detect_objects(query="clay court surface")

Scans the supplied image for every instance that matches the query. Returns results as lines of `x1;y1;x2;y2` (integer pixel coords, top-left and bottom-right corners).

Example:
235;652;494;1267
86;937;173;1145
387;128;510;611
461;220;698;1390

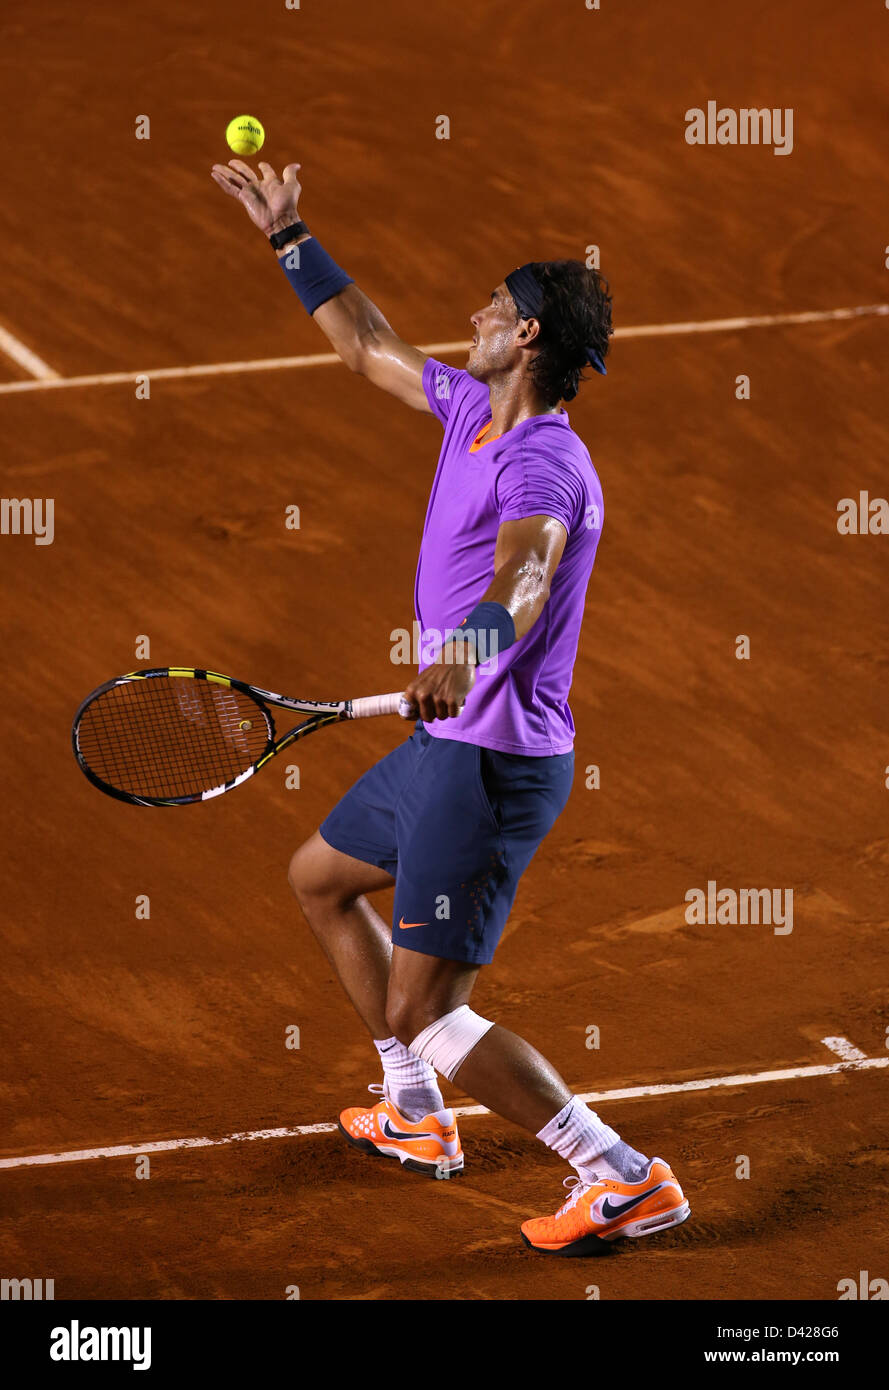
1;1;888;1301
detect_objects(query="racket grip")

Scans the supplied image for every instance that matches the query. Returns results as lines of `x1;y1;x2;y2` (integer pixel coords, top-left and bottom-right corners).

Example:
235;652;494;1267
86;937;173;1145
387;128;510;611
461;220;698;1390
349;692;416;721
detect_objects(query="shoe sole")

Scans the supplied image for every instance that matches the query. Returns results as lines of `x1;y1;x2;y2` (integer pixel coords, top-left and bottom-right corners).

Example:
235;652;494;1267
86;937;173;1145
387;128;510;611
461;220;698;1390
337;1118;464;1180
521;1200;691;1257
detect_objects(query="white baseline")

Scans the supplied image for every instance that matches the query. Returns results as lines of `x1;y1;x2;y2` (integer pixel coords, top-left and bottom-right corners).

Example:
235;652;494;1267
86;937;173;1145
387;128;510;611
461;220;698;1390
0;303;885;397
0;1049;884;1173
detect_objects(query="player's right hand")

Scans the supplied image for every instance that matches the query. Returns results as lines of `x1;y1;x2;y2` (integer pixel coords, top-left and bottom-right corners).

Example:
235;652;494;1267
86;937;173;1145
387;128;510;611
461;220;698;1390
210;160;303;239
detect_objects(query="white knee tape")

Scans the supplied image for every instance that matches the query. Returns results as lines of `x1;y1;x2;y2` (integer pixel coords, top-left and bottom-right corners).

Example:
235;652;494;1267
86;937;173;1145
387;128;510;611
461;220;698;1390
409;1004;495;1082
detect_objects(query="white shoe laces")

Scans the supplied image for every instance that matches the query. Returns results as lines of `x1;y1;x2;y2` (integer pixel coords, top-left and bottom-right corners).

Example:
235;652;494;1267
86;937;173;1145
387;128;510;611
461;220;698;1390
558;1173;595;1215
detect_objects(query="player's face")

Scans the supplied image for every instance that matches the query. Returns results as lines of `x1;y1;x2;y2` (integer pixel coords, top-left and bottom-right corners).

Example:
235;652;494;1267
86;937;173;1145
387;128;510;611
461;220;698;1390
467;284;524;379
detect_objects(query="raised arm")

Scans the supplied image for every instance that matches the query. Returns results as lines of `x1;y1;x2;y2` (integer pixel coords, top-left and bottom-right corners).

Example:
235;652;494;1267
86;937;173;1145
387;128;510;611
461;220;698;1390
210;159;431;412
303;282;431;411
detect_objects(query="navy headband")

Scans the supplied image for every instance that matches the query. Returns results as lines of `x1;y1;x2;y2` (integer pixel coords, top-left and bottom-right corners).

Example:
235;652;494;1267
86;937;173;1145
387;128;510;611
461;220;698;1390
504;263;607;376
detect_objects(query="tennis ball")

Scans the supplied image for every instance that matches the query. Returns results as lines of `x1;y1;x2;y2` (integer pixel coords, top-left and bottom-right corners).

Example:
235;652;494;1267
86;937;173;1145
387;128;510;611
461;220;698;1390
226;115;265;157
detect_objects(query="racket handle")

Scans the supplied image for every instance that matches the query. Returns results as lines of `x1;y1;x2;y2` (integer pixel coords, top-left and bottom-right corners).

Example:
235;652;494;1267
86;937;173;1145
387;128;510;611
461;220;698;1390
349;692;417;721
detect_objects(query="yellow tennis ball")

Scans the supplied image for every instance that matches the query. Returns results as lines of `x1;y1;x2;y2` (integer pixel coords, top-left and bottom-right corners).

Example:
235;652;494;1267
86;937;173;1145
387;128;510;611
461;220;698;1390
226;115;265;157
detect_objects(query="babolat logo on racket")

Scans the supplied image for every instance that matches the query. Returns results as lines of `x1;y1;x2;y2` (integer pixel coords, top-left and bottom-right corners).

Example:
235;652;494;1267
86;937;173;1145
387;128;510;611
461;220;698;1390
71;667;411;807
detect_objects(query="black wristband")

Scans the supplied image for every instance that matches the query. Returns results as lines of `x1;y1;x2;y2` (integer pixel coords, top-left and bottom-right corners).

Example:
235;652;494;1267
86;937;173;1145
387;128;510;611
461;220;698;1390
269;220;310;251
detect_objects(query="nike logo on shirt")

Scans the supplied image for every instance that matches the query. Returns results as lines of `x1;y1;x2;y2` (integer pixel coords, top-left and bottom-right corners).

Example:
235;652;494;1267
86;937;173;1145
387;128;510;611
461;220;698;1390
398;917;429;929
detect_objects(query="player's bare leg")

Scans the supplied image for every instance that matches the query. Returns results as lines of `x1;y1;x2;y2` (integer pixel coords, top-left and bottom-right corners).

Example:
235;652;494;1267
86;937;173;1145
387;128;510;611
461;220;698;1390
288;835;447;1122
386;945;574;1132
287;832;394;1039
388;944;674;1177
385;944;689;1246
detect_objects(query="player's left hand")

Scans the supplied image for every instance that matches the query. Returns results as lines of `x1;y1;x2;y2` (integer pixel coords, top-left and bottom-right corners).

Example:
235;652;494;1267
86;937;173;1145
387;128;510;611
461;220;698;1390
210;159;304;239
402;641;477;721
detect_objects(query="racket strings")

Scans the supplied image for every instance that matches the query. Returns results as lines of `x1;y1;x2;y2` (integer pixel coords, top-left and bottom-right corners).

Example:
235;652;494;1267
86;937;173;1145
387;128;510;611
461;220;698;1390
77;677;273;799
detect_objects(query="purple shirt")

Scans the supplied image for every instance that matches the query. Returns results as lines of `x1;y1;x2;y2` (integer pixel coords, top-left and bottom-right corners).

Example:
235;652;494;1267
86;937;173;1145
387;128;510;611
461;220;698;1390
416;358;604;755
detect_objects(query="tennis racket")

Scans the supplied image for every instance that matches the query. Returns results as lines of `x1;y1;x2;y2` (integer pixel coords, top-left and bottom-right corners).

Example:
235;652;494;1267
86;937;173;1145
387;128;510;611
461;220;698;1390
72;666;414;807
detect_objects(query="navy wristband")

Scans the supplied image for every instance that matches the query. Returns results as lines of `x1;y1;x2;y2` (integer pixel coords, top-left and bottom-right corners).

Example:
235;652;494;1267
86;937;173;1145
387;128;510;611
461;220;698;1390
279;237;354;315
454;602;516;664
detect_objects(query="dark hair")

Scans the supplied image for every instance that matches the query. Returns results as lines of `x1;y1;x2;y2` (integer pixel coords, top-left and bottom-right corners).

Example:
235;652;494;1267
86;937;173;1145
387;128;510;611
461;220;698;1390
522;260;613;406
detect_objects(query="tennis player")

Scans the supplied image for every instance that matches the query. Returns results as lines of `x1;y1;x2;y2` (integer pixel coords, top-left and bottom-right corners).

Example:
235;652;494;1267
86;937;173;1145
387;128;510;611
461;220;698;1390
212;158;689;1254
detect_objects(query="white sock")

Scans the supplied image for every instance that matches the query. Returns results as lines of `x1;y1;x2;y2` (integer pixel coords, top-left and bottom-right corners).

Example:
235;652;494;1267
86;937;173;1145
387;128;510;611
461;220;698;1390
374;1037;445;1121
537;1098;650;1185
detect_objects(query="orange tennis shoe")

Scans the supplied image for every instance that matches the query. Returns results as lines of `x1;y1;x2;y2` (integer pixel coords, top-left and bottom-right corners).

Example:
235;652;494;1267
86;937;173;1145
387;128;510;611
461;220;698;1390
338;1084;464;1179
521;1159;690;1256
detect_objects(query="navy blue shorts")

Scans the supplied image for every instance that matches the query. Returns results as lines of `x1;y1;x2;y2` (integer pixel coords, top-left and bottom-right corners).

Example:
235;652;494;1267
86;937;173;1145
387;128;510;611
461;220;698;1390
319;722;574;965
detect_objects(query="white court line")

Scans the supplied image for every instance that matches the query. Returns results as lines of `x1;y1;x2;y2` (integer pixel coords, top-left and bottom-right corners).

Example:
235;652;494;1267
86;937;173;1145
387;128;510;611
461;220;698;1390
615;303;889;339
821;1035;868;1063
0;323;60;380
1;1053;885;1173
0;303;885;398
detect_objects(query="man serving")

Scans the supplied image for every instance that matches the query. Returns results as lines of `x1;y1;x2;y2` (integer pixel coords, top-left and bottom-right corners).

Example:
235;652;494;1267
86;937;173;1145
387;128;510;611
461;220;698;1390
211;156;689;1254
